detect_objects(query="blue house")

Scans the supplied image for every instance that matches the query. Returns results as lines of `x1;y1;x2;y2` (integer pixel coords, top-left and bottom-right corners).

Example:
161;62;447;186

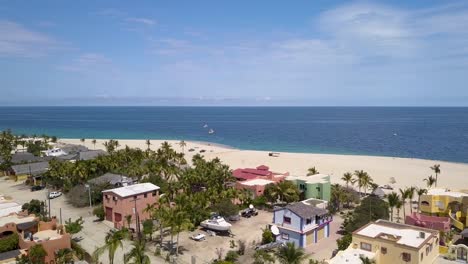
273;200;332;248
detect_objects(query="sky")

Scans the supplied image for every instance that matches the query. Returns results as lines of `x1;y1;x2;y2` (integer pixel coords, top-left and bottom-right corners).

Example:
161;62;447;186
1;0;468;106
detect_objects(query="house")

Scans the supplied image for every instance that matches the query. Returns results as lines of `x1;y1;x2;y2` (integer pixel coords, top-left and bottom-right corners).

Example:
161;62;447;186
286;174;331;201
10;161;49;182
329;220;439;264
0;214;71;264
76;149;107;161
419;188;468;230
232;165;288;182
102;183;160;229
405;212;451;232
88;172;135;187
273;198;332;248
446;229;468;262
236;179;275;198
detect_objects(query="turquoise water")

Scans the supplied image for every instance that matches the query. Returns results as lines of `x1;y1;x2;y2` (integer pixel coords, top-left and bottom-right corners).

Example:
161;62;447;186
1;107;468;163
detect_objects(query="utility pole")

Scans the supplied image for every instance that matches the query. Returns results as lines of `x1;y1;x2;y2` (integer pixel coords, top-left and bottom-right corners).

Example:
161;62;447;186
132;196;141;238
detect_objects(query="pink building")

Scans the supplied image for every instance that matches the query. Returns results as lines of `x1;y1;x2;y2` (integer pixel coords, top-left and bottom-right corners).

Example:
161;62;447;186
405;212;451;232
232;165;288;182
237;179;275;198
102;183;160;229
232;165;288;197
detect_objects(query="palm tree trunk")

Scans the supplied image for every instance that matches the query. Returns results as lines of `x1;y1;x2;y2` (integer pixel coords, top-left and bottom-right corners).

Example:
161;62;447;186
176;230;180;255
435;173;438;187
390;208;393;222
402;200;406;220
418;196;421;213
409;198;413;214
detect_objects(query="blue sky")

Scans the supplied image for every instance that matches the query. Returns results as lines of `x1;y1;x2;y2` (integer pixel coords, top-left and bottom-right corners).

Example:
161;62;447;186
1;0;468;106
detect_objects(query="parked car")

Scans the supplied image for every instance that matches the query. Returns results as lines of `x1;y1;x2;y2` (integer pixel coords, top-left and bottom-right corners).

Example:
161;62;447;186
48;191;62;199
31;185;45;192
188;148;195;152
241;207;258;218
190;233;206;241
199;149;206;153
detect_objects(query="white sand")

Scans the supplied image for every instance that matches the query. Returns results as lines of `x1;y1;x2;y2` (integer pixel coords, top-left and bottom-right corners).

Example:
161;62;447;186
60;138;468;190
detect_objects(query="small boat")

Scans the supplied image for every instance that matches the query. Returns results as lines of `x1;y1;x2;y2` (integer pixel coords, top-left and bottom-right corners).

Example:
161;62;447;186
200;216;231;231
208;129;215;134
203;124;208;128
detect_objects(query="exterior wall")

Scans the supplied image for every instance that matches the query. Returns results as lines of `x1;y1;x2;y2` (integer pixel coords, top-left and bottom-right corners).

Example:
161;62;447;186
273;209;302;231
405;212;450;232
19;232;71;264
351;233;439;264
103;190;159;229
291;177;331;202
276;228;303;248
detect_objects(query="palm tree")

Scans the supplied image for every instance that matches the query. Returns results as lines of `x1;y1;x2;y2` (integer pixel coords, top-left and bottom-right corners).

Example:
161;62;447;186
361;174;373;196
124;238;151;264
430;164;441;187
178;140;187;154
354;170;369;196
265;181;299;204
395;199;403;223
92;139;97;149
416;188;427;213
145;139;151;150
341;172;355;189
307;167;319;176
407;186;416;214
275;242;308;264
424;175;437;188
399;188;410;220
172;210;193;255
94;229;129;264
55;248;74;264
386;192;400;222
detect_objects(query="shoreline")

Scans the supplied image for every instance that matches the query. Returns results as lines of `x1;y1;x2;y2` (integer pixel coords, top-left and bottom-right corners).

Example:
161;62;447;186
59;138;468;190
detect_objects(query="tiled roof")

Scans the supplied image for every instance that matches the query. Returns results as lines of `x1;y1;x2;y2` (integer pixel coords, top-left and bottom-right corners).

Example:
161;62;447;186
283;202;328;219
11;161;49;175
89;173;133;186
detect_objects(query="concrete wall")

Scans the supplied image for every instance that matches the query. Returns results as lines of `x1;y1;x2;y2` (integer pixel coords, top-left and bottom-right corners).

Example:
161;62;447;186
276;228;303;248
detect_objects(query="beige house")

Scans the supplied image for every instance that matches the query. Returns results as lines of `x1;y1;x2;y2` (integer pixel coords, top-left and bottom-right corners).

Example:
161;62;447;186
329;220;439;264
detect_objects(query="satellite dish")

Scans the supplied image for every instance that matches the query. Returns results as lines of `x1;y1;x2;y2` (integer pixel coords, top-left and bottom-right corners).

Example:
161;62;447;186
249;204;254;209
270;225;280;236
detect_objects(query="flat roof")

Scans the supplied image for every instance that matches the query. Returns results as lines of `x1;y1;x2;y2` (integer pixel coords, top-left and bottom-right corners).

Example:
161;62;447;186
0;202;22;218
427;188;468;198
286;174;329;184
33;229;63;241
355;220;436;248
240;179;275;186
329;248;375;264
0;215;35;227
103;183;160;198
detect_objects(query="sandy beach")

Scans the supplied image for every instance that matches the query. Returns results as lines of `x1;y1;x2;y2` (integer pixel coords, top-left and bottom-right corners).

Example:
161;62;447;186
60;138;468;190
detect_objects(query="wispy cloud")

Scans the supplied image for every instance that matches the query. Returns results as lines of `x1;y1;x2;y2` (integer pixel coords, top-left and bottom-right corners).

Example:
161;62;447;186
0;20;56;57
126;17;156;26
58;53;112;73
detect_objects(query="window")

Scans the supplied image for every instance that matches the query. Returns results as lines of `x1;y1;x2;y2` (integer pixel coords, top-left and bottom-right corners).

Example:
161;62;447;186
134;195;138;200
152;191;157;197
421;252;423;261
283;217;291;224
144;193;147;198
426;246;429;256
360;242;372;251
306;218;312;225
281;233;289;240
381;247;387;254
402;253;411;262
105;195;109;199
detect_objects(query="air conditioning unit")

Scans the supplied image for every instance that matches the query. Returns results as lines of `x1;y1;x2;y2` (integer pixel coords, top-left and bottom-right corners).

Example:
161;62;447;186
419;232;425;238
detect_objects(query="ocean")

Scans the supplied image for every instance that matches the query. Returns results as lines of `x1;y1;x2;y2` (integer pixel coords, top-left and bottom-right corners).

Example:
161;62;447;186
0;107;467;163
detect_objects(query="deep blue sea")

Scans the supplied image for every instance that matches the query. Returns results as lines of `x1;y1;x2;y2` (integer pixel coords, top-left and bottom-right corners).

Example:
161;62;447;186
1;107;468;163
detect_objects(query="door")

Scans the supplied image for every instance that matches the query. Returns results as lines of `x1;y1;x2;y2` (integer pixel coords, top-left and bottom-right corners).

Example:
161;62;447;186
317;227;325;241
306;232;314;245
105;207;113;221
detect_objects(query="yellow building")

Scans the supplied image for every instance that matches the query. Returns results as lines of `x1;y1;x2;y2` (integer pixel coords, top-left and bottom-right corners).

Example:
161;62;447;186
419;188;468;230
329;220;439;264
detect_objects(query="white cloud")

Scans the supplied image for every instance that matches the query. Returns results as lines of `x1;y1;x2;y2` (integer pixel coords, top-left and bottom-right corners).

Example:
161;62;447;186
0;20;56;57
58;53;112;73
126;17;156;26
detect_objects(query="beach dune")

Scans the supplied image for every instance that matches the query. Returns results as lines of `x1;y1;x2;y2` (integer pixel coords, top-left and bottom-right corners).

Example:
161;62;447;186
60;138;468;190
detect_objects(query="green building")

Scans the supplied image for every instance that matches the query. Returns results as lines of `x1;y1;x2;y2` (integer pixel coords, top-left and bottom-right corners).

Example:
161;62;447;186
287;174;331;201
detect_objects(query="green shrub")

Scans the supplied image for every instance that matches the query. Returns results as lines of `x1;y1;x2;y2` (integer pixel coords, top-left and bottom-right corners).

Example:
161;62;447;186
262;228;274;245
93;206;105;221
224;250;239;262
0;233;19;253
